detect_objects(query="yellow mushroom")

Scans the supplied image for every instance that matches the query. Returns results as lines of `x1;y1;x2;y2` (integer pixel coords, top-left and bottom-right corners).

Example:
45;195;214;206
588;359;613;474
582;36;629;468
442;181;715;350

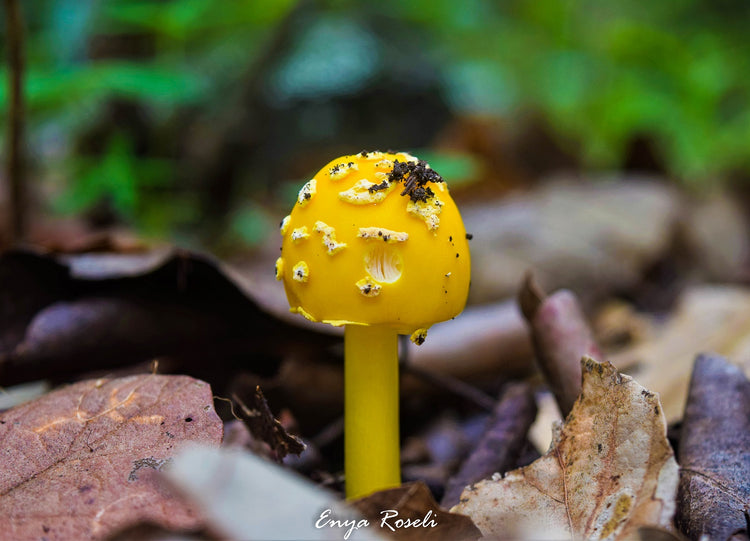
279;151;470;498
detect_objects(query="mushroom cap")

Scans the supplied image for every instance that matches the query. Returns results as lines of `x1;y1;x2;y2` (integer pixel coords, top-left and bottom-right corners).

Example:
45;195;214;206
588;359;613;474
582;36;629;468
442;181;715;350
278;151;470;336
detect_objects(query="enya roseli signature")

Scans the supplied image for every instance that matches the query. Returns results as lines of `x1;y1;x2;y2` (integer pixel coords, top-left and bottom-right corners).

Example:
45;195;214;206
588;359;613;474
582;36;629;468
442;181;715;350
316;507;438;539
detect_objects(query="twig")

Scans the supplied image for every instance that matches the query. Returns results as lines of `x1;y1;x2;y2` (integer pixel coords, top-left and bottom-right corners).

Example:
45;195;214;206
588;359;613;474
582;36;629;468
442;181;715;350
518;273;602;417
402;363;497;413
399;334;496;412
4;0;26;247
518;271;545;321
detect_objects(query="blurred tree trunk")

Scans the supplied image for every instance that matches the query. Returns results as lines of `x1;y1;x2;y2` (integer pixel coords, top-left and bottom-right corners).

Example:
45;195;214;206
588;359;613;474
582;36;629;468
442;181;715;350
3;0;26;248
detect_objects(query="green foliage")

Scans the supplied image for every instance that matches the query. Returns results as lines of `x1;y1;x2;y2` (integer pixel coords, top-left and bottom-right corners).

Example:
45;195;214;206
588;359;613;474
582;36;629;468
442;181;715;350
2;0;296;238
3;0;748;245
0;64;205;113
227;203;276;248
383;0;750;182
54;132;186;225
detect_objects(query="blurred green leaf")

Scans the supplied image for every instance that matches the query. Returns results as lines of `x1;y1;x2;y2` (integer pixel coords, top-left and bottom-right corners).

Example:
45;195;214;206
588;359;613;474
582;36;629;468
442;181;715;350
410;149;480;187
228;203;275;247
7;63;207;111
55;133;173;223
103;0;296;40
418;0;750;182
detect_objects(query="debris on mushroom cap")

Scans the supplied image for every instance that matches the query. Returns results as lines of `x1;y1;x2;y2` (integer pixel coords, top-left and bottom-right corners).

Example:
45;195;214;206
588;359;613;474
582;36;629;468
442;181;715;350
366;173;392;195
357;227;409;243
329;161;358;181
389;159;444;203
356;277;382;297
314;221;347;255
280;215;291;235
291;226;310;242
410;328;428;345
298;179;316;206
274;257;284;281
339;179;396;205
292;261;309;282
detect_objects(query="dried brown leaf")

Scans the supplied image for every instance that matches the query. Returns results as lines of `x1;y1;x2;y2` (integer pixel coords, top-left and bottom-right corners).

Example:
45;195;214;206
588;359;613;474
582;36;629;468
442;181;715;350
453;357;678;540
0;251;69;354
676;353;750;541
610;285;750;422
442;382;537;508
232;386;305;462
0;248;333;386
520;280;603;417
0;374;223;540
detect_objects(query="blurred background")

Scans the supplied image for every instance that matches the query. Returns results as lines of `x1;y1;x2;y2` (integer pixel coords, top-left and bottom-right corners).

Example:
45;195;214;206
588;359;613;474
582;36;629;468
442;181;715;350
1;0;750;504
2;0;749;255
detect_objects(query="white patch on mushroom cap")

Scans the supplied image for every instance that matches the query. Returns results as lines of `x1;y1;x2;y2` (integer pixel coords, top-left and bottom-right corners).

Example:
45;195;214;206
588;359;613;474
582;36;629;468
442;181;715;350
292;261;309;282
398;152;419;163
357;227;409;243
274;257;284;281
407;196;444;231
338;179;395;205
374;159;394;170
329;161;359;181
356;277;382;297
291;226;310;242
313;221;347;255
297;179;316;206
280;215;291;235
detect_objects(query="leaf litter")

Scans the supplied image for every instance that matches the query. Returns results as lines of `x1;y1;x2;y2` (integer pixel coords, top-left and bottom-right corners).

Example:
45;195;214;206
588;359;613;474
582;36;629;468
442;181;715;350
453;357;678;540
676;353;750;540
0;195;747;539
0;374;223;540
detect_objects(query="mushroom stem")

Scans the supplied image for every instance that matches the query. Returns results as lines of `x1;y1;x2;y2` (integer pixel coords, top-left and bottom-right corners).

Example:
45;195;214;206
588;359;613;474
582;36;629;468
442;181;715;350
344;324;400;498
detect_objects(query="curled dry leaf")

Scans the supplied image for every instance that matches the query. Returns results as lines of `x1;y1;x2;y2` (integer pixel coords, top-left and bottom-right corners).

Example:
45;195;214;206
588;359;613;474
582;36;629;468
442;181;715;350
0;248;334;386
676;353;750;541
519;275;603;417
442;382;537;508
0;374;223;540
231;386;305;462
610;285;750;422
453;357;678;540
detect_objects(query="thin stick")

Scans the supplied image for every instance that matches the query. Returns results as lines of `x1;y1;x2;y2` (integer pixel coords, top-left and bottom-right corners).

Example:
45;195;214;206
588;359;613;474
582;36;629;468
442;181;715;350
399;334;496;412
4;0;26;247
401;362;496;412
441;382;537;507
